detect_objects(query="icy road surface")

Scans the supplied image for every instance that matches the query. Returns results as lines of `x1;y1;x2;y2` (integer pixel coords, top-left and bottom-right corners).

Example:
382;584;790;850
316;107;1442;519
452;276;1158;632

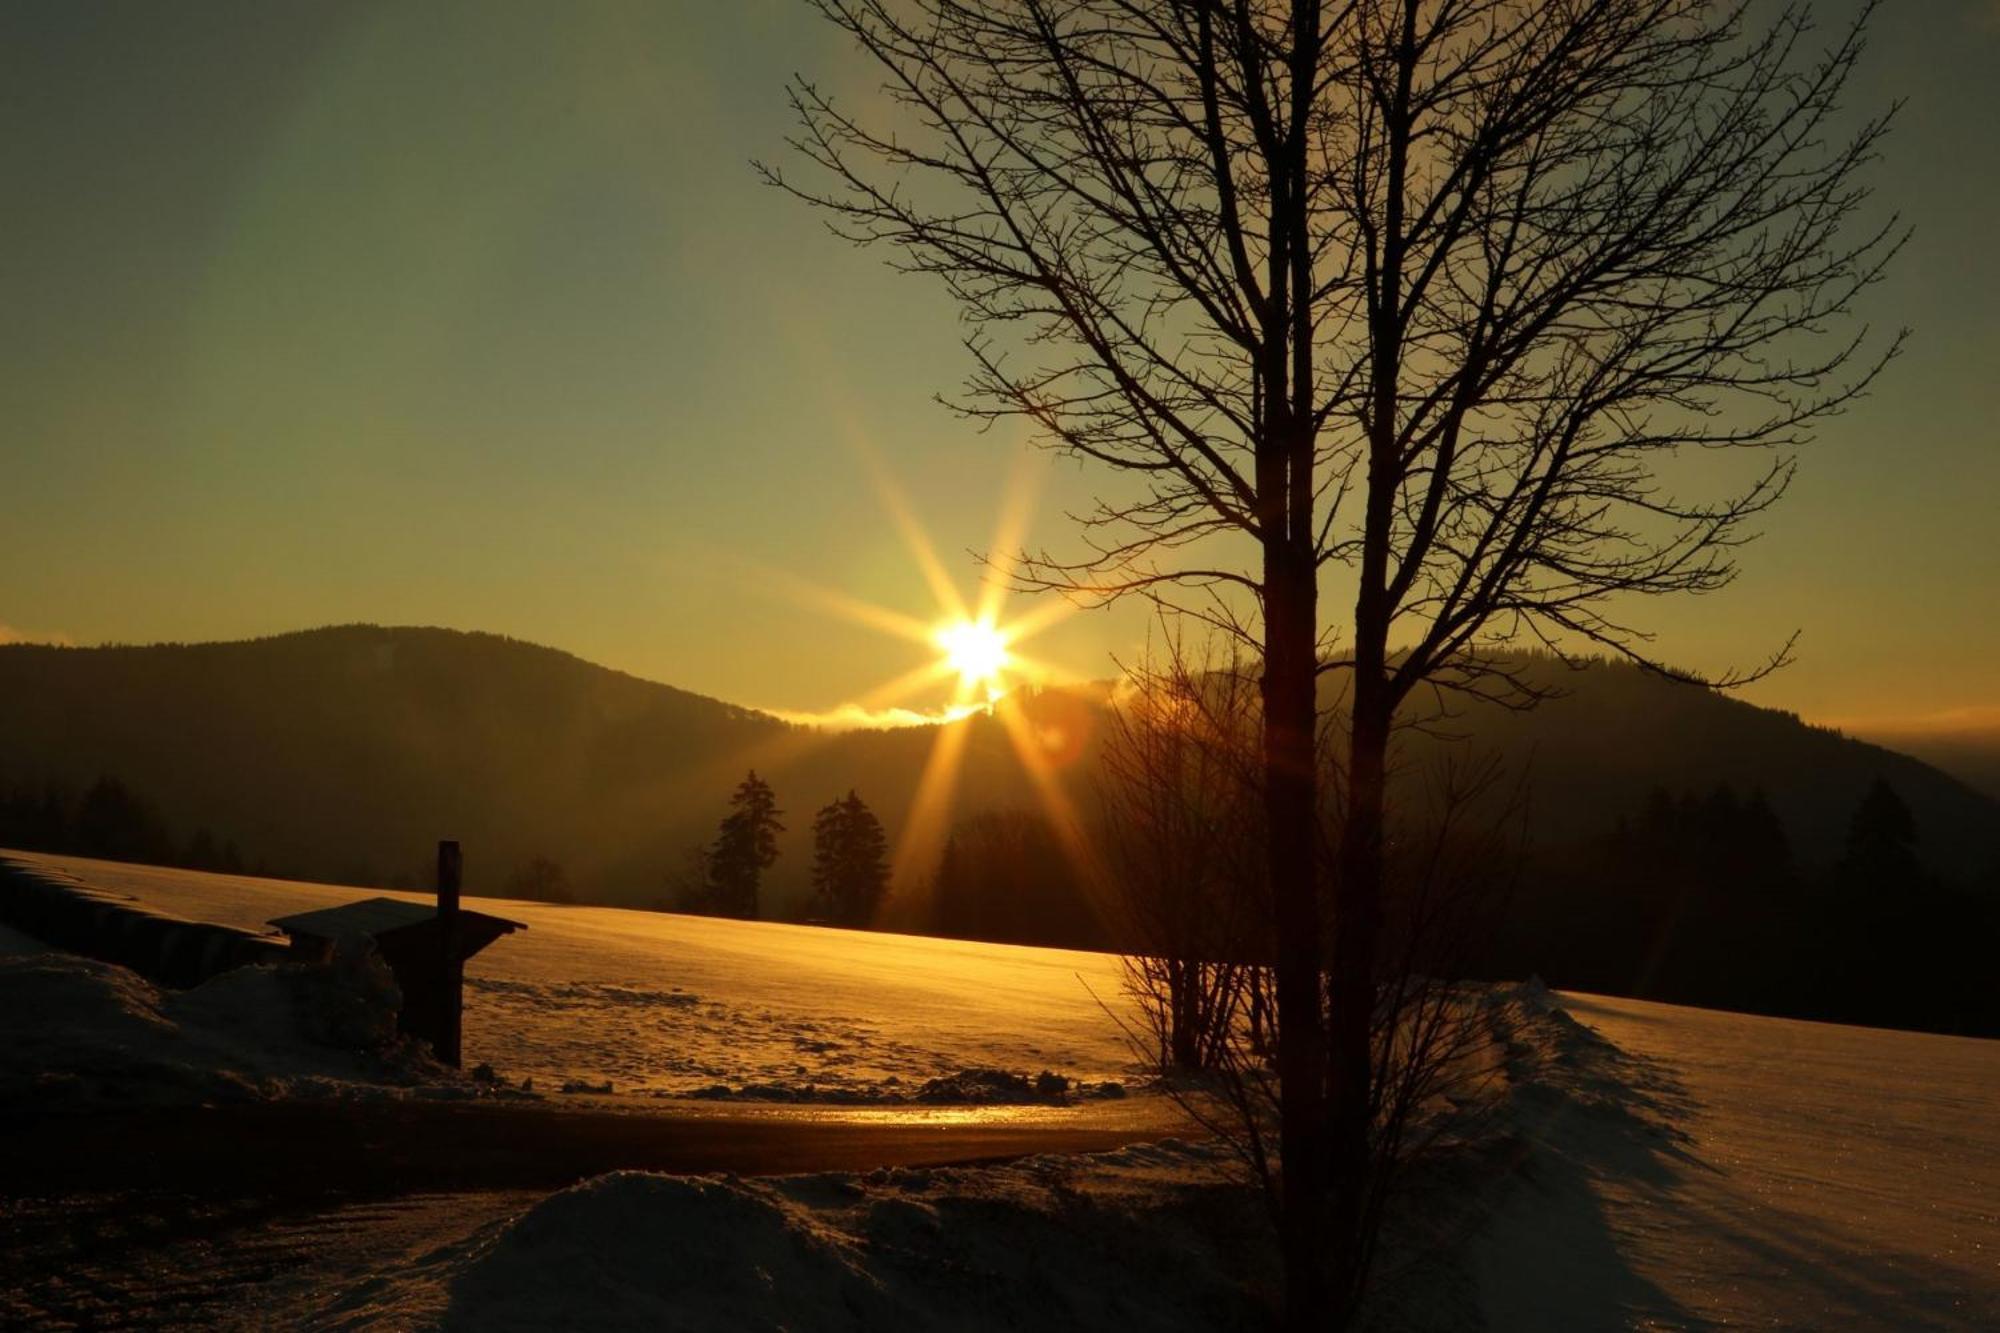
2;851;1150;1105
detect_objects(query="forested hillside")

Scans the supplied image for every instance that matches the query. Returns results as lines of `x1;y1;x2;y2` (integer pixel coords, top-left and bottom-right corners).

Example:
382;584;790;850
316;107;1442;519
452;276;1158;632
2;626;1992;913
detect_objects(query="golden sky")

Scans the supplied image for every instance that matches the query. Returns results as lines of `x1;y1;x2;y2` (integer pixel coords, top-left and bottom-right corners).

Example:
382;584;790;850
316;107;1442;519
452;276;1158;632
1;1;1995;733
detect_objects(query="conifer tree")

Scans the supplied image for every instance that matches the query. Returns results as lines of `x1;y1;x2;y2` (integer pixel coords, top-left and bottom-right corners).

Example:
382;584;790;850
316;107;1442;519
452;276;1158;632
809;790;889;927
708;771;784;919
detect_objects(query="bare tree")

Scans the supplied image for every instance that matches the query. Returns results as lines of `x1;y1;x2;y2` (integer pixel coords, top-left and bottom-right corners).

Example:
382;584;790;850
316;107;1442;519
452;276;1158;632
1099;631;1267;1071
766;1;1900;1322
1102;628;1518;1309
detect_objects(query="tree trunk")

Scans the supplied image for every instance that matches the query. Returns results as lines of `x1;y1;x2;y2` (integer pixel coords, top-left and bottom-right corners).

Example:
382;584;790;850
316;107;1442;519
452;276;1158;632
1171;959;1199;1070
1263;533;1327;1327
1327;669;1390;1320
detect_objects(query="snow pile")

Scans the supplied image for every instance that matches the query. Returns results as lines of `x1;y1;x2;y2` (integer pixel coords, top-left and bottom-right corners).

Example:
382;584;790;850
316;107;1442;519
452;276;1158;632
1483;977;1693;1143
0;940;460;1109
449;1173;893;1331
443;1140;1273;1332
684;1066;1130;1106
911;1067;1120;1104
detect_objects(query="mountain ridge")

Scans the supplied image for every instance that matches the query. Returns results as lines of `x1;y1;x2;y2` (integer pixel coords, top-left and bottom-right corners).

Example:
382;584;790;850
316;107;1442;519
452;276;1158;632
2;624;1993;906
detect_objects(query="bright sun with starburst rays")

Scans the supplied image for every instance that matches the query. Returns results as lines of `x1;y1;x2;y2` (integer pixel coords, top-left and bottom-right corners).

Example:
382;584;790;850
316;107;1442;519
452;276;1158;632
935;617;1011;696
745;437;1103;901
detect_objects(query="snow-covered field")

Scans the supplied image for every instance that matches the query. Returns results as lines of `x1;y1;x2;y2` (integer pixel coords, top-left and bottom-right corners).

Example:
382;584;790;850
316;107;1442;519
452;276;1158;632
4;850;1996;1329
1473;991;2000;1328
0;851;1151;1108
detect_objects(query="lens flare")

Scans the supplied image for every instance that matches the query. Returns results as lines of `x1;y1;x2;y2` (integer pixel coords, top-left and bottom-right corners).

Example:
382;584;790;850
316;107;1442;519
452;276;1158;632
935;618;1010;693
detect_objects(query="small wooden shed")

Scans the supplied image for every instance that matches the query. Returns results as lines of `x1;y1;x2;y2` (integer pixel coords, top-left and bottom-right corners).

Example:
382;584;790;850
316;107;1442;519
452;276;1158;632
268;843;523;1066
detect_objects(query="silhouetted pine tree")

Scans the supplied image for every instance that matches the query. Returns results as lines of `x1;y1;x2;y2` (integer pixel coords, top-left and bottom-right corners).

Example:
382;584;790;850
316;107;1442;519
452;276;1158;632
506;855;576;904
184;827;221;871
808;790;889;927
1841;777;1920;882
4;781;77;852
706;771;784;919
73;776;174;864
932;809;1101;949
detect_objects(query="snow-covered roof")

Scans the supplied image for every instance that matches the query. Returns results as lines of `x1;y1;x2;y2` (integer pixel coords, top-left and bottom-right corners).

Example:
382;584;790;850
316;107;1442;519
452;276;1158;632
268;896;525;941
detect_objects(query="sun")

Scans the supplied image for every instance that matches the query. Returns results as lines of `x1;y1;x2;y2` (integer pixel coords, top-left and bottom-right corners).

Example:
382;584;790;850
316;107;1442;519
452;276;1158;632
749;437;1093;892
935;618;1010;694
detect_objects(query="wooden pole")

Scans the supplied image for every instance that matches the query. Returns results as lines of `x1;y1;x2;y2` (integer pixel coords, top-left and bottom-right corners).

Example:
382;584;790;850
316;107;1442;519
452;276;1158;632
436;839;463;1067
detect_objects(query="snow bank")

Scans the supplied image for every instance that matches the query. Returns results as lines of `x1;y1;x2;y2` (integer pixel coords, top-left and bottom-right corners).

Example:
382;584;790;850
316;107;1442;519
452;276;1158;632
1465;989;2000;1329
443;1140;1273;1332
1484;977;1694;1143
684;1066;1130;1107
0;941;463;1109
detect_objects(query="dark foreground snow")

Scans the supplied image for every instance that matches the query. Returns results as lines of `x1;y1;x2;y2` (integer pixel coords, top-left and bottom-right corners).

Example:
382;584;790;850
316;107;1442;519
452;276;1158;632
0;945;466;1109
441;1141;1270;1332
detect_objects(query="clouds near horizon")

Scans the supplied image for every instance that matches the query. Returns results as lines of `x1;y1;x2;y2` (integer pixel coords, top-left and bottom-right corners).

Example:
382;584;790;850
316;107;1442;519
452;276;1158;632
0;622;73;647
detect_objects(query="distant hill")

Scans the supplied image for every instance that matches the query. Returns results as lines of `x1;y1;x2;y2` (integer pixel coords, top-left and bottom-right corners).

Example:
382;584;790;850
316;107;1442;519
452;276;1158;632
0;626;1048;911
1380;656;2000;884
1842;729;2000;805
1;626;1992;913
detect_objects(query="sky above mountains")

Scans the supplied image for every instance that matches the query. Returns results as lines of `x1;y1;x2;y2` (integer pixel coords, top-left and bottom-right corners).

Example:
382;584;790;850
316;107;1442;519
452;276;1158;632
2;0;1996;733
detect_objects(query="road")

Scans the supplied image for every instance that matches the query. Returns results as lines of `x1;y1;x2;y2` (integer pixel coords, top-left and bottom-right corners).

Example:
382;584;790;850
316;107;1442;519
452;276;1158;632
0;1101;1185;1330
0;1099;1177;1198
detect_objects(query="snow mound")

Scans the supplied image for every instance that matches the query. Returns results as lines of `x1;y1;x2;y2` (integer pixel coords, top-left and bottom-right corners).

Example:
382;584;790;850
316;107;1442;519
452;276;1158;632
450;1172;893;1332
683;1066;1131;1106
446;1141;1272;1332
915;1066;1071;1103
0;942;461;1109
1482;977;1694;1145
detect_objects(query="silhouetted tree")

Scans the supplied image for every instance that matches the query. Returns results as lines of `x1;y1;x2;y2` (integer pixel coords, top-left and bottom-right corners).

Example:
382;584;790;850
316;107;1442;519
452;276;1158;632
1807;776;1925;1020
1842;777;1919;879
707;771;784;919
506;855;576;904
809;790;890;927
932;809;1101;949
774;3;1901;1322
662;844;715;914
184;827;222;872
73;776;174;864
1098;636;1266;1072
0;781;70;851
1586;783;1801;1008
0;775;267;876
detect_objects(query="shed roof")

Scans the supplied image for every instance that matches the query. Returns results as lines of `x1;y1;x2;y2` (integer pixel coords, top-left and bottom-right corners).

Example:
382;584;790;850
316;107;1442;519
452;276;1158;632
269;896;526;941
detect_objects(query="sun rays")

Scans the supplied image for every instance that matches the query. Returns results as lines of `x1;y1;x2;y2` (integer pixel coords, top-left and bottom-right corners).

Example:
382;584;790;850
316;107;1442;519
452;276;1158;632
744;438;1106;899
768;440;1074;718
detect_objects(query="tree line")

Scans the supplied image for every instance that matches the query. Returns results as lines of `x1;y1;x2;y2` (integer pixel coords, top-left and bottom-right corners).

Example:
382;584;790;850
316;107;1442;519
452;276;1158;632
920;760;2000;1040
0;775;257;876
1481;777;2000;1036
0;773;598;912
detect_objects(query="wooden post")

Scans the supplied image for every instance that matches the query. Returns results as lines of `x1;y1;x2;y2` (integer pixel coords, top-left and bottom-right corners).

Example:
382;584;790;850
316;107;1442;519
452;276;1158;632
436;839;463;1067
